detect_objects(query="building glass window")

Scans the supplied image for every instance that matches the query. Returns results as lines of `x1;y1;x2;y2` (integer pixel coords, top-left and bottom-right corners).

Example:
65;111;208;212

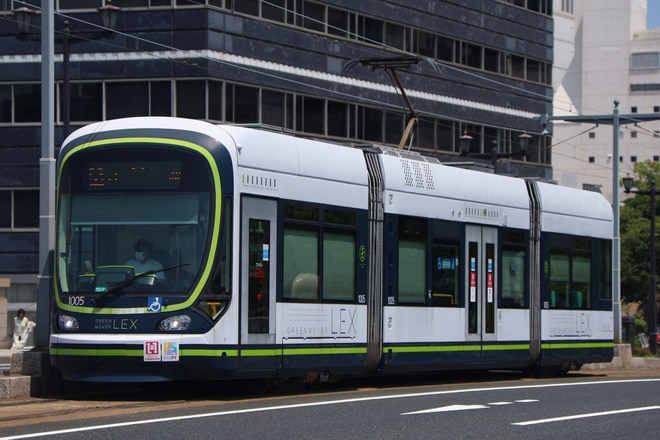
208;80;223;121
106;82;149;119
176;80;205;119
262;89;286;127
0;85;11;123
233;0;259;16
327;100;350;138
14;84;40;123
70;83;103;123
226;83;258;123
263;0;286;22
151;81;172;117
0;192;10;228
13;190;39;229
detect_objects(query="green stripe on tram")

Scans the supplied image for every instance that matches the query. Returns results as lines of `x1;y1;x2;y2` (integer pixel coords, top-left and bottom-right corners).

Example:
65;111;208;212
541;341;614;350
384;343;530;354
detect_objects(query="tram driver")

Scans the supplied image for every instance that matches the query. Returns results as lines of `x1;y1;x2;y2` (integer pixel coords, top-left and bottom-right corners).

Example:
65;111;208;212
125;238;166;283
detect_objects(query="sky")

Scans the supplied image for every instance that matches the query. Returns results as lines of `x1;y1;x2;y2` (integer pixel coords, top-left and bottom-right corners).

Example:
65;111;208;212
649;1;660;29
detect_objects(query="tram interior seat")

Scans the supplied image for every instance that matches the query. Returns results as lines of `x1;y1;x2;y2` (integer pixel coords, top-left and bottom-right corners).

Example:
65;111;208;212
291;273;319;300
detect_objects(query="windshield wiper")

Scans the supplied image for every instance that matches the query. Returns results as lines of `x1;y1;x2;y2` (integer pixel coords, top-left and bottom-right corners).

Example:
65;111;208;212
96;263;191;303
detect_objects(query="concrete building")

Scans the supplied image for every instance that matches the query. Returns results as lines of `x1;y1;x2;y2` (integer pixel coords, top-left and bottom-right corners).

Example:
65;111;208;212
552;0;660;201
0;1;553;343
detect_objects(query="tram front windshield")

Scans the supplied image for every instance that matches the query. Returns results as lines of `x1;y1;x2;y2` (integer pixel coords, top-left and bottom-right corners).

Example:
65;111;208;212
56;148;215;295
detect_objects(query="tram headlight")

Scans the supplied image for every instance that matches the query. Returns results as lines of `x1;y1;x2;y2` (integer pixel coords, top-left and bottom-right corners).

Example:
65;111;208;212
57;314;79;331
158;315;191;331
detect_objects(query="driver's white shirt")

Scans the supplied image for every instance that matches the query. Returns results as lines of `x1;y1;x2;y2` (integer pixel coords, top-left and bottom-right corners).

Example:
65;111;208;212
125;258;166;282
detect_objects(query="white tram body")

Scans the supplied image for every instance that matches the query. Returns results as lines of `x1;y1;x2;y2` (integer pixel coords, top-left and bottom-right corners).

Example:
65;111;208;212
50;117;614;382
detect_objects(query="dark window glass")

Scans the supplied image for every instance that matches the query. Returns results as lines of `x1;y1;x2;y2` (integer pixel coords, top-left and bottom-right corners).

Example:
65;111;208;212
385;23;405;50
437;36;454;62
526;59;541;82
106;82;149;119
327;101;348;138
600;240;612;300
484;48;499;73
263;0;286;22
431;239;460;306
417;119;435;150
385;112;402;145
511;55;525;79
362;107;383;143
303;1;325;32
462;42;481;68
0;85;11;122
151;81;172;116
60;0;102;8
436;120;454;152
234;0;258;15
0;192;10;228
14;190;39;228
69;83;102;122
328;8;349;37
248;219;270;333
208;80;222;121
227;84;258;123
262;89;285;127
361;17;383;44
501;230;527;308
110;0;150;7
176;80;205;119
14;84;40;123
299;96;324;135
416;31;435;58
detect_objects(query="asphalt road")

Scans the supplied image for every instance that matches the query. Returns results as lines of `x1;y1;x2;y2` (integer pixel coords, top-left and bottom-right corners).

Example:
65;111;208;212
1;370;659;440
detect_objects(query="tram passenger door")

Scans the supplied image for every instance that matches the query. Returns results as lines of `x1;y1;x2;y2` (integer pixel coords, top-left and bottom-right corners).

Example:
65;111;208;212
465;225;498;362
239;197;278;370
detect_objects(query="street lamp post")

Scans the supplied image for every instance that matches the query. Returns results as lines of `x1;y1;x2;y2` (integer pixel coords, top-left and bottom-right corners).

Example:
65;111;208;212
623;176;658;355
13;4;121;137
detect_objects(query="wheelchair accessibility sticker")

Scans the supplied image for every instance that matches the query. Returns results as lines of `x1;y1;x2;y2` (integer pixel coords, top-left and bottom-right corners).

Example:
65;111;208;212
147;296;162;312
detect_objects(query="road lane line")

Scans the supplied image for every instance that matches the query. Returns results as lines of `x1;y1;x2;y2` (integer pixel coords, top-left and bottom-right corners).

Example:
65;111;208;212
512;406;660;426
402;404;489;415
1;378;659;440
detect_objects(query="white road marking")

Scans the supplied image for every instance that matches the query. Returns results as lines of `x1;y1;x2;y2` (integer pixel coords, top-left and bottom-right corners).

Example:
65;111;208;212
488;401;514;406
1;379;658;440
515;399;539;403
402;404;489;415
512;406;660;426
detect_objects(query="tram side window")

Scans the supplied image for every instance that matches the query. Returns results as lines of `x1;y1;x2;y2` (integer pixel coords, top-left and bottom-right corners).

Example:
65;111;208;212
282;203;357;302
284;227;319;300
431;241;460;306
600;240;612;300
398;216;427;304
501;230;527;308
549;235;592;310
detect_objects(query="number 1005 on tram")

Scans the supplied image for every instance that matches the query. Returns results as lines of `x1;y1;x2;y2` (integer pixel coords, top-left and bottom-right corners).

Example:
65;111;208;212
50;116;614;383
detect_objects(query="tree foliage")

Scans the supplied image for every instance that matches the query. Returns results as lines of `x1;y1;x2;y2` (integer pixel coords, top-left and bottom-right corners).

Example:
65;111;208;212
620;160;660;304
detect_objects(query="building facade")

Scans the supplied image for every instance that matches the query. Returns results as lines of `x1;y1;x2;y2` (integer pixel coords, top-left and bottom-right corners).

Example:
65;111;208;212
0;0;554;339
552;0;660;201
